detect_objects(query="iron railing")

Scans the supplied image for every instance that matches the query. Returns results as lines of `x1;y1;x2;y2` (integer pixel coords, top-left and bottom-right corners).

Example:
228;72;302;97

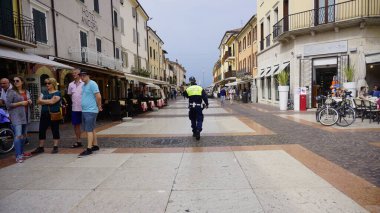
0;7;36;44
224;70;236;78
273;0;380;39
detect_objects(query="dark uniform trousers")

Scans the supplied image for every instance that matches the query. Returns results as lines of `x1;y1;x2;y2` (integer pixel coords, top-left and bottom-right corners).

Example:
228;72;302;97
189;106;204;133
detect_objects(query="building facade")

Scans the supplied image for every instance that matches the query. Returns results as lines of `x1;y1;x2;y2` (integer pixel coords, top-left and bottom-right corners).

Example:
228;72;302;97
257;0;380;108
147;26;164;81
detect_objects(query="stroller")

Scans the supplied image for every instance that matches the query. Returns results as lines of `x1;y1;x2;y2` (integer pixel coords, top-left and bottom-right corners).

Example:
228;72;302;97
0;108;15;154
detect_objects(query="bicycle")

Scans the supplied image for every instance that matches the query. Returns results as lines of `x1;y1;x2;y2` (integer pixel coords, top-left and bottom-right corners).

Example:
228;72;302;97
334;91;356;127
317;94;339;126
0;109;15;154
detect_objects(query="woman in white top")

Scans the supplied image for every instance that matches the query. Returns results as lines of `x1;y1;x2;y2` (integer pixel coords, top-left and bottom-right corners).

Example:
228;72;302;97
229;87;236;104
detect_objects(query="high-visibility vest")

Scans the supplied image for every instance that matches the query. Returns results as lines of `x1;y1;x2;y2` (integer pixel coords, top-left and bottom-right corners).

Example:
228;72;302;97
186;85;203;96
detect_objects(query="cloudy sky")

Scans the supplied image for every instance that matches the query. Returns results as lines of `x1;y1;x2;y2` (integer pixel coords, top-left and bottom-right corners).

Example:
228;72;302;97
138;0;257;87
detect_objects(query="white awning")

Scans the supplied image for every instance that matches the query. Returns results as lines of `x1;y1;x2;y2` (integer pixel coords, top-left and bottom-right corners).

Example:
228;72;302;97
271;65;279;76
125;73;153;84
225;81;237;86
265;66;272;77
366;53;380;64
0;46;73;69
259;68;266;77
224;77;236;81
273;61;290;75
146;83;160;89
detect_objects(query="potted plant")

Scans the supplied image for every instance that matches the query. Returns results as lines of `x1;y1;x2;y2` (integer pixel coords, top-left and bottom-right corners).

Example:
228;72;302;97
276;70;289;111
342;65;356;97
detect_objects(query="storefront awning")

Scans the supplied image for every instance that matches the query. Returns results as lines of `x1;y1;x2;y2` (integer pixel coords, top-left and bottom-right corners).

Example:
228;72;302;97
0;47;74;69
125;73;154;84
273;61;290;75
265;66;272;77
146;83;160;89
225;81;237;87
366;53;380;64
259;68;266;78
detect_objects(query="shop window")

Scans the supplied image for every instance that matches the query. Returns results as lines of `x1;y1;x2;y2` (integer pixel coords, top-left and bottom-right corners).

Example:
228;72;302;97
267;77;271;100
261;78;265;99
32;8;47;43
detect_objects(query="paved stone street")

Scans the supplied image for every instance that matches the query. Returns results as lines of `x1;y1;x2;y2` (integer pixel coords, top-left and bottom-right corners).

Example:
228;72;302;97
0;99;379;212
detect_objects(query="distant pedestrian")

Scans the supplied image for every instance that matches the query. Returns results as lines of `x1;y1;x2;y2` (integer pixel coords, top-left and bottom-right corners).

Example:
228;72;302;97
173;90;177;100
68;69;84;148
0;78;12;106
6;76;32;163
220;87;226;106
229;87;236;104
32;78;62;154
78;70;102;157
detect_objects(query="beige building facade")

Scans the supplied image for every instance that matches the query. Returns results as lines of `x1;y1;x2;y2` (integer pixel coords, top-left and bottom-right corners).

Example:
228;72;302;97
257;0;380;108
147;27;164;81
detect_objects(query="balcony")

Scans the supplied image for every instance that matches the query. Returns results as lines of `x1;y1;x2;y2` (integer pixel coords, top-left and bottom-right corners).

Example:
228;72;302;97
273;0;380;41
0;8;36;48
68;47;122;70
224;70;236;79
221;51;235;63
236;69;252;78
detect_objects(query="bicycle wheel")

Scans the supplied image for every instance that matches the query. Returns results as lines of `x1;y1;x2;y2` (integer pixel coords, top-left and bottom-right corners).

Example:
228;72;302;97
336;107;356;127
0;128;15;154
318;108;339;126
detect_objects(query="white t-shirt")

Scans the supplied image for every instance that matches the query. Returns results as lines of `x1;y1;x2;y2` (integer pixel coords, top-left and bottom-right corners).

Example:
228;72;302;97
229;89;235;95
0;84;13;102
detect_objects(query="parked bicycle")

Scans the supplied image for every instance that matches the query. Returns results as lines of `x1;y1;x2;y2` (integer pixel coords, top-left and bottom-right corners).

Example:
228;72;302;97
0;108;15;154
316;91;356;127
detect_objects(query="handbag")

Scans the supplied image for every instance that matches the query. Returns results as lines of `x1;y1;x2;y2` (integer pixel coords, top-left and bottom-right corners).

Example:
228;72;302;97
48;105;63;121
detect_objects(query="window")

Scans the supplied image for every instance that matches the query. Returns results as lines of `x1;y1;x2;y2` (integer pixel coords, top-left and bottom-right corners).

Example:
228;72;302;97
243;37;246;50
80;0;84;2
120;18;124;34
267;77;272;99
113;10;118;28
150;47;152;58
133;28;136;43
248;32;251;46
261;78;265;98
238;41;242;52
122;52;128;67
80;31;87;48
248;56;251;73
115;47;120;59
96;38;101;52
94;0;99;13
153;50;156;60
253;26;257;41
243;59;246;73
32;8;47;43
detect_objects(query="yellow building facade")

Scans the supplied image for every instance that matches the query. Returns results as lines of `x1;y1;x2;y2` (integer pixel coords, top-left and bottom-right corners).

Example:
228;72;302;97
148;27;164;81
236;14;258;92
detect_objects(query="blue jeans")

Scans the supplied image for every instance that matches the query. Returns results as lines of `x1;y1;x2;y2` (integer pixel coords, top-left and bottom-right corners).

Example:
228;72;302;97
12;124;27;158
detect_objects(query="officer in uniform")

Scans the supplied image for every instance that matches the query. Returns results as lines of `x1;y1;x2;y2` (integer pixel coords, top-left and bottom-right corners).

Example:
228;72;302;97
183;76;208;140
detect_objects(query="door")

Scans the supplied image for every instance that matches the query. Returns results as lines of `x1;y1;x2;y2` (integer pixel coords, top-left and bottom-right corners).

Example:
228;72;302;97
0;0;14;38
313;67;337;107
283;0;289;31
315;0;335;25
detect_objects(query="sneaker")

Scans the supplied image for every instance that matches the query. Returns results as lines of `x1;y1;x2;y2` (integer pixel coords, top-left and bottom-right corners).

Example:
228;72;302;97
78;148;92;157
22;152;32;158
31;147;44;155
16;156;24;163
51;146;58;154
91;145;99;151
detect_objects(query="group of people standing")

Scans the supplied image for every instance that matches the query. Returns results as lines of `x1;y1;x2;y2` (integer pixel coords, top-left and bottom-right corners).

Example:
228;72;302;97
0;69;103;163
219;87;236;106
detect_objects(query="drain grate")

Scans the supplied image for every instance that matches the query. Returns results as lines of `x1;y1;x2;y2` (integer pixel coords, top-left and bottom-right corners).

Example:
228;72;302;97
151;139;183;145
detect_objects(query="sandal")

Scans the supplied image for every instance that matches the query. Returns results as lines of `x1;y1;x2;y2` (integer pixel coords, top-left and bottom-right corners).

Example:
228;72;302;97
71;142;83;148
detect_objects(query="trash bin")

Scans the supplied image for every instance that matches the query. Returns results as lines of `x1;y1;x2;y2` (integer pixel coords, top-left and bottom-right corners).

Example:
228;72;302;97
242;92;248;103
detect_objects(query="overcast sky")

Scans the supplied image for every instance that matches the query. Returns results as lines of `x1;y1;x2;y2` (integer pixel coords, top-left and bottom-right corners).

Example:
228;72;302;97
138;0;257;87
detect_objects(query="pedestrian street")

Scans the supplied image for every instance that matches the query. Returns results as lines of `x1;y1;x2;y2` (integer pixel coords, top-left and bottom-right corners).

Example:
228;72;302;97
1;99;378;212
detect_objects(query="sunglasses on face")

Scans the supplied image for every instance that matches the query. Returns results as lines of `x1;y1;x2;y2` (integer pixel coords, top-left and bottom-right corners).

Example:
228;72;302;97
45;82;51;85
13;80;21;83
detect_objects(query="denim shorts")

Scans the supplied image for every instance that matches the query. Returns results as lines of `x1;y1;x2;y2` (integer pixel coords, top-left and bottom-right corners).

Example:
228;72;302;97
82;112;98;132
72;111;82;125
12;124;27;137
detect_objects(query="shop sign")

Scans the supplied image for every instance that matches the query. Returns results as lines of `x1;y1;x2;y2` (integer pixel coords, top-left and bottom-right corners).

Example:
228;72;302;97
82;7;98;31
304;40;347;57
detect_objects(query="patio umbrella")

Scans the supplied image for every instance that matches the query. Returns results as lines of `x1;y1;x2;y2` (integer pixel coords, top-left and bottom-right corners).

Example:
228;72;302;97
356;51;368;91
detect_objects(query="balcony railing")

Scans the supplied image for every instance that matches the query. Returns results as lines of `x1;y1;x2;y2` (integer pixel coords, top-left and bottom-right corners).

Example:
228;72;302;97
273;0;380;39
68;47;122;70
224;70;236;79
0;7;36;45
221;51;232;63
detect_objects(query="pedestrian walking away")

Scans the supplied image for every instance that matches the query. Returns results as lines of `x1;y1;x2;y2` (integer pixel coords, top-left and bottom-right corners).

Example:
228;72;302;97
78;70;103;157
183;76;208;141
32;78;62;154
6;76;32;162
229;87;236;104
68;69;84;148
220;87;226;106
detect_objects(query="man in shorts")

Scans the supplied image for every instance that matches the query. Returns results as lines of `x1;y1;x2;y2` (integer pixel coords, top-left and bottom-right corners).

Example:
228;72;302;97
68;69;84;148
78;71;103;157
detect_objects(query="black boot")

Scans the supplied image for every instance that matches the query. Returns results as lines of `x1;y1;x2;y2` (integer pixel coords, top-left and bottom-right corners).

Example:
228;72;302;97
192;132;196;137
195;130;200;141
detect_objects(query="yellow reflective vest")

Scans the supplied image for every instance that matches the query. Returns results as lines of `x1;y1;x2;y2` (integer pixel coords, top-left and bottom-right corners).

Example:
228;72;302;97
186;85;203;96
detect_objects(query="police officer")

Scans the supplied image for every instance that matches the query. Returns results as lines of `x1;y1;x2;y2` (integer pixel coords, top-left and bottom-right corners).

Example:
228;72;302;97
183;76;208;140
